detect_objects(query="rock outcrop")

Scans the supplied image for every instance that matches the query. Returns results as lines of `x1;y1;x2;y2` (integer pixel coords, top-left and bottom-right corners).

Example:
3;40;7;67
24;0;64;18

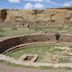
0;8;72;28
0;9;7;22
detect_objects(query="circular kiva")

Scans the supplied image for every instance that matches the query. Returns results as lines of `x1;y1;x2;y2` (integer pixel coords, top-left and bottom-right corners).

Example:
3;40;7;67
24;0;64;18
0;34;72;53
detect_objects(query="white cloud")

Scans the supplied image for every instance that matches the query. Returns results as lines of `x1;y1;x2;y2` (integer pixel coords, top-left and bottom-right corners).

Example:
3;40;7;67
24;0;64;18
46;0;56;4
34;3;44;9
24;3;33;9
64;1;72;7
24;0;63;6
46;0;63;6
23;0;44;2
8;0;20;3
33;0;44;2
23;0;58;3
24;3;44;9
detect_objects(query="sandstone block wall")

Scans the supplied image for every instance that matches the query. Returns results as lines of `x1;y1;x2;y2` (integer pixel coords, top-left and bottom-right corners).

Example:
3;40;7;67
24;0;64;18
0;8;72;28
0;34;72;53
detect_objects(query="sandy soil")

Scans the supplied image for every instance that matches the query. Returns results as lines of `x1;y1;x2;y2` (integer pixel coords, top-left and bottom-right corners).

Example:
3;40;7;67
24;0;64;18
0;64;72;72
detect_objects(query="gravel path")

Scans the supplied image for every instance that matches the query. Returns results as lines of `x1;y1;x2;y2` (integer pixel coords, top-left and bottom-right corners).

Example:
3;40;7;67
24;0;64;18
1;54;72;68
0;64;72;72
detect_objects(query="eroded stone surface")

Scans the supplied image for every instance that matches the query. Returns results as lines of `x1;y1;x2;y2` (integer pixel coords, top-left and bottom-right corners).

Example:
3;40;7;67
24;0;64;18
0;8;72;27
0;34;72;53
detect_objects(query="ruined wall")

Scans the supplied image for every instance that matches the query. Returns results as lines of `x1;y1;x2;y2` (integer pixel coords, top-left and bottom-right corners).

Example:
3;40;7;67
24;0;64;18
0;34;72;53
0;8;72;28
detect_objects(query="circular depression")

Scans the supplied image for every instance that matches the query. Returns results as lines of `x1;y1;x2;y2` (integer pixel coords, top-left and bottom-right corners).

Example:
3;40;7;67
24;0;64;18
0;34;72;66
0;34;72;53
5;43;72;63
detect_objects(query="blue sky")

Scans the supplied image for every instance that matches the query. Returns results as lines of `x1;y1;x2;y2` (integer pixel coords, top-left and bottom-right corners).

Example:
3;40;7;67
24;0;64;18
0;0;72;9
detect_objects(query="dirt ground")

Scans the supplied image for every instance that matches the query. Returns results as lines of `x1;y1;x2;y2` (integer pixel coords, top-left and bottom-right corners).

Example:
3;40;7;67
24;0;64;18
0;64;72;72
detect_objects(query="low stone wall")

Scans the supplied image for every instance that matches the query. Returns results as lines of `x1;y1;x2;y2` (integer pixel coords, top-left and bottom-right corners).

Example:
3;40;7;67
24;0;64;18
0;34;72;53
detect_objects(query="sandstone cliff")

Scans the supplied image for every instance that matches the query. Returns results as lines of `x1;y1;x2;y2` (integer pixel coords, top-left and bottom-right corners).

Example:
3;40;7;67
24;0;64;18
0;8;72;28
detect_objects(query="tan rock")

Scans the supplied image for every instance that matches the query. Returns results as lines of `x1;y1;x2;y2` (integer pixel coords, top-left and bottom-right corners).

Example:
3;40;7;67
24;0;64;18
0;8;72;27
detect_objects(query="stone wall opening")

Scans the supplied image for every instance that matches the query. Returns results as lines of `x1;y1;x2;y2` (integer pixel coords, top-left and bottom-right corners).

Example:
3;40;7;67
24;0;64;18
24;56;34;61
19;54;38;62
